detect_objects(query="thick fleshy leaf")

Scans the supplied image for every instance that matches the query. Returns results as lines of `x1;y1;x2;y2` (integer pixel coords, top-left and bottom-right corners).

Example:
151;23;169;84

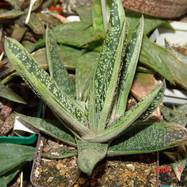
140;36;187;90
114;17;144;118
131;73;163;121
0;9;23;21
108;122;187;156
0;170;19;187
5;38;91;137
140;82;164;120
18;114;76;146
89;0;127;130
77;140;108;175
31;46;83;71
0;143;35;176
4;0;21;9
92;0;104;31
126;12;169;35
0;83;26;104
75;51;98;101
59;45;83;70
52;22;105;48
11;23;27;42
161;105;187;127
75;6;92;24
46;28;75;96
84;83;163;142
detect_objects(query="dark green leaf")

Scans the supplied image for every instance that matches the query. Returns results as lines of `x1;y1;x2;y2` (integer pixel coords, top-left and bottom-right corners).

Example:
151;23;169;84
18;114;76;146
77;140;108;175
0;143;35;176
85;83;163;142
108;122;187;156
75;6;92;24
52;22;104;48
0;9;23;21
76;51;98;101
161;105;187;127
115;16;144;117
46;29;75;96
5;37;91;137
0;170;19;187
127;12;168;35
0;83;26;104
4;0;21;9
140;36;187;90
89;0;127;130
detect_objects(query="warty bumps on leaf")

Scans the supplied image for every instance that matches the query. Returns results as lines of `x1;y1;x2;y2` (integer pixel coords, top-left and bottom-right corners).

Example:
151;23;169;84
4;0;187;175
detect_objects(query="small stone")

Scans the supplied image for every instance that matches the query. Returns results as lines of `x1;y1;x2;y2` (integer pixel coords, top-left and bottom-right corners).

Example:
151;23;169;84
56;162;64;170
126;164;135;172
47;177;54;183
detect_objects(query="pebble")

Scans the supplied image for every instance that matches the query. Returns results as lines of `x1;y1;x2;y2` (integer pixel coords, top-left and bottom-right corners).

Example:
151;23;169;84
126;164;135;172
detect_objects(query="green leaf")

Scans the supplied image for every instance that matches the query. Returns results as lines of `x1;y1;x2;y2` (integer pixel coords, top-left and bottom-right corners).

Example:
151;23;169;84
115;16;144;118
75;51;98;101
77;140;108;175
59;45;83;70
140;36;187;90
18;114;76;146
52;22;104;48
85;83;163;142
0;9;23;21
127;12;168;35
89;0;127;130
46;28;75;96
75;6;92;24
0;170;19;187
4;0;21;9
31;46;83;71
108;122;187;156
161;105;187;127
92;0;104;31
0;83;26;104
31;48;48;69
5;37;91;137
0;143;35;176
140;81;165;120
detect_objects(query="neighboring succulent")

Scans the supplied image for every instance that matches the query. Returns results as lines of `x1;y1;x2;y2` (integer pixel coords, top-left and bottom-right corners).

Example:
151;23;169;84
5;0;187;175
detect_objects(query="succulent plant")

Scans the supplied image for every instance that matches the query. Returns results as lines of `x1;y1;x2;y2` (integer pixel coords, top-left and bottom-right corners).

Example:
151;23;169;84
5;0;187;175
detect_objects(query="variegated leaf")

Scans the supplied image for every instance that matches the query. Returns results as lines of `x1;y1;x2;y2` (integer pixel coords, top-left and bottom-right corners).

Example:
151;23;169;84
114;17;144;118
18;114;76;146
5;38;91;137
140;81;164;120
89;0;127;130
84;83;163;142
46;28;75;96
77;140;108;175
107;122;187;156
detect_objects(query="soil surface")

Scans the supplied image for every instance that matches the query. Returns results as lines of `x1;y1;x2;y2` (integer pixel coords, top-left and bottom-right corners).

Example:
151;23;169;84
32;137;158;187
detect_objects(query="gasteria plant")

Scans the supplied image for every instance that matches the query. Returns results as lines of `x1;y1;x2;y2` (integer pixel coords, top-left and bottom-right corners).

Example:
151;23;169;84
4;0;187;175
